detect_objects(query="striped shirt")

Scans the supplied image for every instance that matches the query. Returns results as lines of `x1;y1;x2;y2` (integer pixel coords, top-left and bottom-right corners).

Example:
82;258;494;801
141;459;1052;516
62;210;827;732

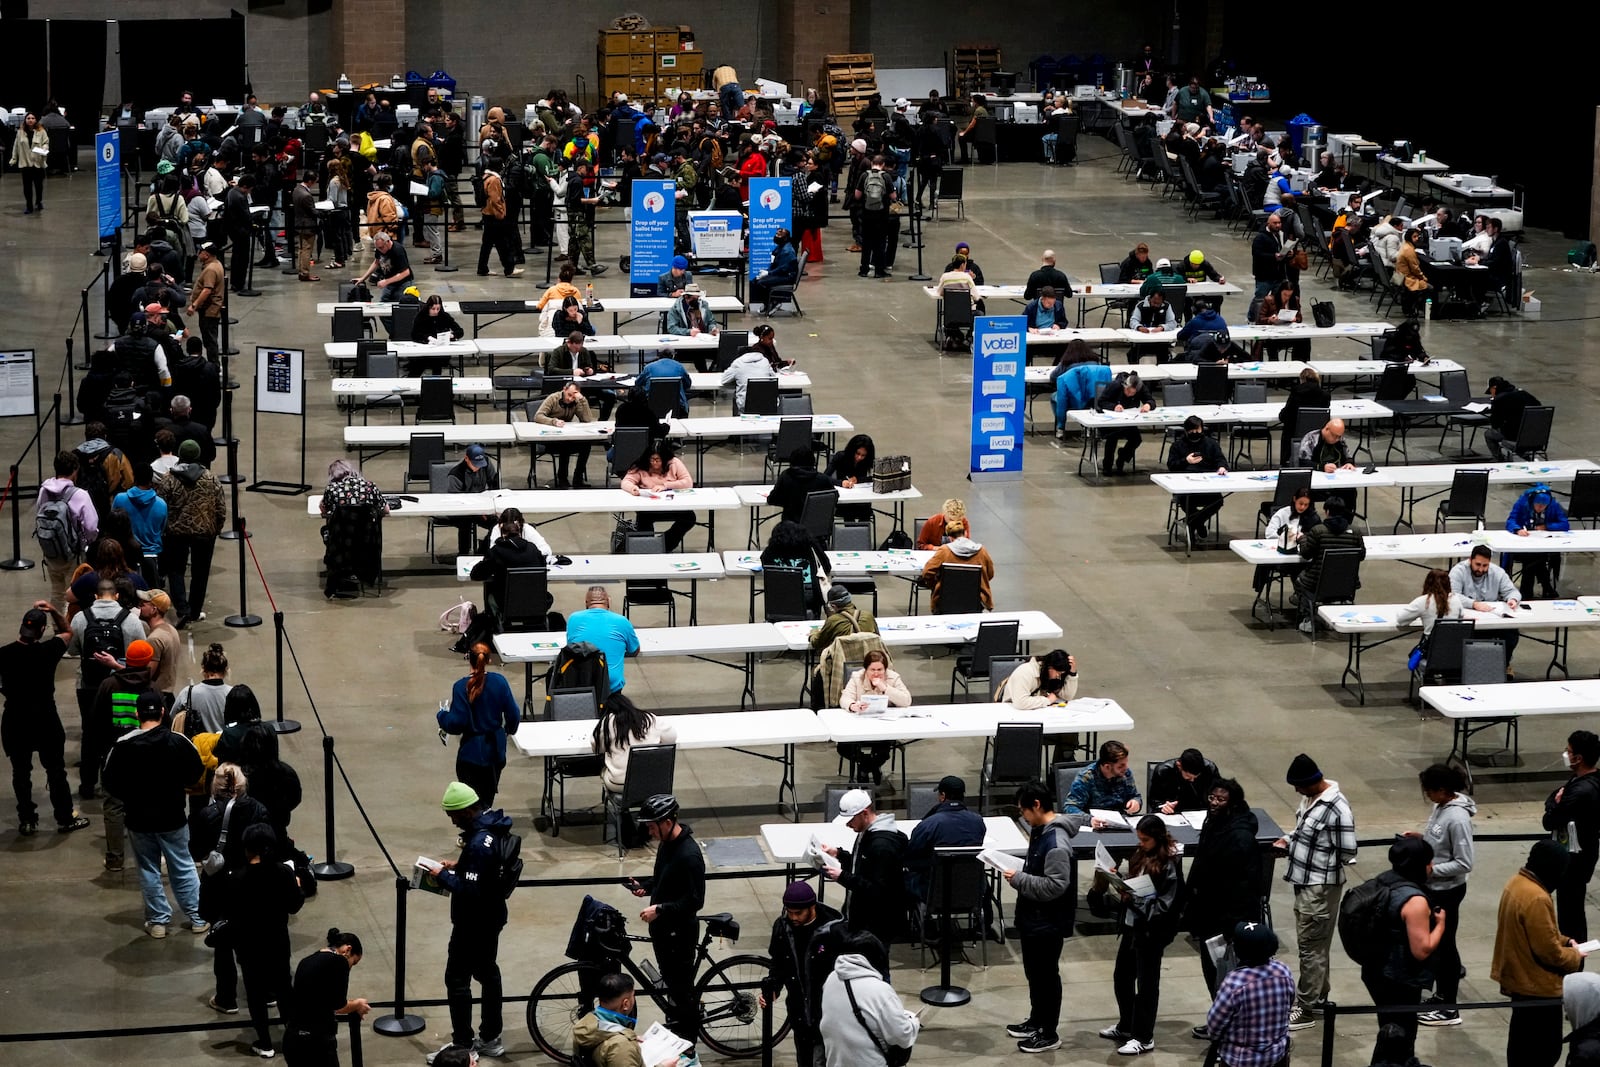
1283;781;1357;885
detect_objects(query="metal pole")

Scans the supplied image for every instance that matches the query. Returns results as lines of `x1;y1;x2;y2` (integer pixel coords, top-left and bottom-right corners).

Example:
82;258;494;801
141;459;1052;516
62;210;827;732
1320;1002;1337;1067
0;465;34;570
221;285;240;356
761;990;773;1067
63;338;81;426
435;195;458;273
347;1012;365;1067
218;358;242;486
372;877;426;1036
79;287;93;368
221;438;247;535
908;172;931;282
919;850;971;1006
224;516;262;628
95;262;116;340
311;735;354;880
270;611;302;735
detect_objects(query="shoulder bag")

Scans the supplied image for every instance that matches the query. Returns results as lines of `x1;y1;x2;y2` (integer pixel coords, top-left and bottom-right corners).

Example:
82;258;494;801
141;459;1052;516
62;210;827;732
844;977;912;1066
202;798;236;876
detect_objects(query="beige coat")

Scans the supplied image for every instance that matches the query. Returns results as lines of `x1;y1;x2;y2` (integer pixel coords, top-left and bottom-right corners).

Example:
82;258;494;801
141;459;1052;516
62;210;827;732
9;126;48;170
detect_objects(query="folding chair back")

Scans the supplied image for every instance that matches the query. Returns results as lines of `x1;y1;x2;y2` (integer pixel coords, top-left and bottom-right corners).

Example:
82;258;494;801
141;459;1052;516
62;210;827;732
935;564;984;615
1460;639;1507;685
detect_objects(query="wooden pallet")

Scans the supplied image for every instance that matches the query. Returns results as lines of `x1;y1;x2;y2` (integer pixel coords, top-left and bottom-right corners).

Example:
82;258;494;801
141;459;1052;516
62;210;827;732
822;52;877;118
951;44;1002;99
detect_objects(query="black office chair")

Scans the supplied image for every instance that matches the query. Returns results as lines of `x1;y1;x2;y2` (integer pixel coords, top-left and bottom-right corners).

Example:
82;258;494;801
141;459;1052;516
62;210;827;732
951;620;1020;701
387;302;419;341
799;489;839;548
500;568;553;633
715;332;745;371
414;376;454;424
620;531;685;625
403;433;445;492
831;522;878;613
424;460;455;562
1434;470;1491;532
915;855;992;966
543;688;602;837
1567;470;1600;529
647;376;684;418
1258;470;1312;535
1511;406;1554;461
761;566;812;622
608;426;651;486
934;166;965;221
1194;363;1231;404
741;377;780;416
1230;381;1272;469
979;723;1044;813
605;743;677;855
1302;549;1362;639
936;563;985;616
939;287;974;350
766;247;809;316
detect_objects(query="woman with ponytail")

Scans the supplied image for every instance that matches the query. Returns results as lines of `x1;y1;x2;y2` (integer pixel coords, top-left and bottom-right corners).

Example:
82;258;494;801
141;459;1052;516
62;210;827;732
284;927;370;1066
437;643;520;809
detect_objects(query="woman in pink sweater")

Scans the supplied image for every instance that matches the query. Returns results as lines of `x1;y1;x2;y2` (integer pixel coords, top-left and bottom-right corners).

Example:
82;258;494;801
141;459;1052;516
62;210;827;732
620;443;696;551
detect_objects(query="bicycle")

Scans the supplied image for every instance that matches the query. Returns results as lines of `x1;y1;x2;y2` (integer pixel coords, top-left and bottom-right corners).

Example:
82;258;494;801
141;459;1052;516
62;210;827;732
528;904;792;1063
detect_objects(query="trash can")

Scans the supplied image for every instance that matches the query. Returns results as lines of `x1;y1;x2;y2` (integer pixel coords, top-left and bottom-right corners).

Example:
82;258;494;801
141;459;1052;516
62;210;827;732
1286;113;1318;155
1301;123;1325;159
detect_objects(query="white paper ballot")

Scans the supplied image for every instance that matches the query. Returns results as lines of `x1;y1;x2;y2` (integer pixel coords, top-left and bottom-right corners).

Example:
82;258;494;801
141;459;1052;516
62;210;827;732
1578;939;1600;954
979;848;1023;874
314;199;335;212
1094;841;1116;872
31;146;48;156
639;1021;692;1067
808;834;841;873
1120;873;1156;898
1091;808;1130;828
1463;402;1489;414
860;694;889;714
1181;810;1208;831
410;181;430;198
1157;813;1189;828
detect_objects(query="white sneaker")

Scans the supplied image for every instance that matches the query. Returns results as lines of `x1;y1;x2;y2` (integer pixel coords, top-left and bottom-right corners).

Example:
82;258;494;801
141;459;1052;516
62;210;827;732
1298;619;1315;634
1117;1039;1155;1055
473;1036;506;1057
144;921;167;939
1287;1005;1316;1030
1054;428;1066;440
1098;1026;1131;1041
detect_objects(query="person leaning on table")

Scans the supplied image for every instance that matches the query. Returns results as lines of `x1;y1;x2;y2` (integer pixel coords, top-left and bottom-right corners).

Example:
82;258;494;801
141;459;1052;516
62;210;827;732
995;648;1081;763
1064;739;1142;828
1448;545;1519;675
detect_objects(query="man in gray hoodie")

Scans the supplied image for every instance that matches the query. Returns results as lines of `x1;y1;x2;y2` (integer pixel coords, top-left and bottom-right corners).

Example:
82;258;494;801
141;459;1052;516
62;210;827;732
818;932;918;1067
1417;763;1476;1026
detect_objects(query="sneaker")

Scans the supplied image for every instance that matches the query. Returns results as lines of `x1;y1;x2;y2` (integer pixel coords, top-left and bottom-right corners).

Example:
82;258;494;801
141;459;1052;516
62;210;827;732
1191;1026;1212;1041
507;267;525;278
427;1045;472;1065
1054;427;1066;440
588;263;609;276
1099;1027;1132;1042
190;918;210;934
1298;619;1315;634
58;815;90;833
105;853;124;872
1020;1033;1062;1053
18;819;37;836
209;996;240;1014
1117;1039;1155;1056
250;1039;277;1058
1417;1009;1461;1027
1005;1020;1039;1039
145;921;168;939
1287;1005;1316;1030
473;1035;506;1057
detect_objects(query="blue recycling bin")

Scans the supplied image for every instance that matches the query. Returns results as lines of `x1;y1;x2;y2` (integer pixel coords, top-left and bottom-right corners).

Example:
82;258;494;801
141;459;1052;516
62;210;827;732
1286;113;1318;155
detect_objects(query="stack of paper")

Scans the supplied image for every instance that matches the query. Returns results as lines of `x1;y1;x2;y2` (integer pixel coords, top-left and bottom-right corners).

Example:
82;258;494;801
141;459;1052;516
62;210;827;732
640;1022;693;1066
979;848;1023;874
808;835;841;873
1090;808;1131;828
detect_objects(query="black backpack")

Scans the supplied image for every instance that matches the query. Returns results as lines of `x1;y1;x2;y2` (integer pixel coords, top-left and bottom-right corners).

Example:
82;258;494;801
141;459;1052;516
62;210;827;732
545;641;608;718
879;529;914;551
81;606;132;691
490;828;523;899
73;447;113;522
1338;870;1422;966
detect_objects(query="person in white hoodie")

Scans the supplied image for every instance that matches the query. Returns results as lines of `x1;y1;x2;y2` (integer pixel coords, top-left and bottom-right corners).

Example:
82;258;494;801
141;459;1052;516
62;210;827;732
719;343;777;415
1416;762;1476;1027
818;932;918;1067
1369;215;1403;271
591;693;677;794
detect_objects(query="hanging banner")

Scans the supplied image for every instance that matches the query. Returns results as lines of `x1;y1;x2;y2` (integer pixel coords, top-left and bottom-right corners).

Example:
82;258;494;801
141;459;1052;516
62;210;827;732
969;316;1026;481
747;176;792;282
96;130;121;243
629;179;677;296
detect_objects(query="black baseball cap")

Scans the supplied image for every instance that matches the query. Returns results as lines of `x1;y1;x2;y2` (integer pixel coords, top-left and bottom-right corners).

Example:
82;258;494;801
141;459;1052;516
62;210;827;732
20;608;48;640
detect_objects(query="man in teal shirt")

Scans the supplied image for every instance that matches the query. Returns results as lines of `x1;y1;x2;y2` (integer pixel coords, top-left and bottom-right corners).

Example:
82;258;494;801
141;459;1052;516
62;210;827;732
564;586;640;693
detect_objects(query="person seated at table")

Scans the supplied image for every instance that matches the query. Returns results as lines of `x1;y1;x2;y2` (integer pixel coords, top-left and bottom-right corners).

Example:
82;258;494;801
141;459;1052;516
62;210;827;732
1297;418;1356;473
752;227;799;315
543;294;597;340
1025;287;1070;333
767;447;835;522
836;650;912;786
935;258;976;351
535;263;581;310
1167;415;1228;542
1095;371;1156;476
920;522;995;612
1175;300;1230;361
1367;215;1403;273
1468;218;1517;309
612;384;669;445
1065;739;1142;828
1127;291;1176;364
1330;220;1369;289
1197;141;1228;194
532;381;596;490
1181;248;1226;288
994;648;1077;707
945;241;986;286
739;323;793;372
825;433;876;522
1137;258;1185;298
1048;341;1105;435
811;584;877;653
905;774;986;905
1395;567;1471;644
444;444;499;558
1024;250;1071;300
1252;484;1318;595
1247;289;1302;362
566;586;641;695
460;507;557;649
620;442;695;551
918;499;972;551
665;291;720;339
1484;376;1541;461
1450;545;1521;674
409;294;464;344
1295;496;1365;634
1147;748;1221;814
1312;150;1346;190
1278;364;1330;439
1415;205;1451;243
720;340;779;415
657;254;691;298
761;519;832;616
592;692;677;794
633;354;691;417
1394;228;1433;317
1505;486;1570;600
319;459;389;599
544;329;609;379
1118;242;1155;285
1462;214;1493;257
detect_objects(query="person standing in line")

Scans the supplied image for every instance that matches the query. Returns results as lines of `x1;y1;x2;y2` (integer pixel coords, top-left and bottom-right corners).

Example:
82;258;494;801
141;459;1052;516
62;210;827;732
283;928;370;1067
1100;814;1183;1056
1203;922;1295;1067
138;590;182;699
437;643;520;811
759;880;844;1067
156;438;226;627
1359;837;1444;1063
1273;753;1357;1031
818;931;919;1067
424;782;515;1062
1564;972;1600;1067
1416;763;1476;1027
35;451;100;610
185;242;226;360
629;793;706;1052
1544;730;1600;942
816;788;907;950
225;822;305;1058
292;172;321;282
1002;780;1081;1054
1184;778;1263;1016
188;762;270;1016
0;603;90;836
67;578;145;805
1491;840;1588;1067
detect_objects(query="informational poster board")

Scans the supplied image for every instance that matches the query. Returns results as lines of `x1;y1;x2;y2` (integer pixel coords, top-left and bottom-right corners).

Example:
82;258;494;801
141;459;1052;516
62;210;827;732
0;351;35;417
969;317;1025;481
688;211;744;259
256;346;304;416
96;130;121;243
747;177;792;282
629;179;677;295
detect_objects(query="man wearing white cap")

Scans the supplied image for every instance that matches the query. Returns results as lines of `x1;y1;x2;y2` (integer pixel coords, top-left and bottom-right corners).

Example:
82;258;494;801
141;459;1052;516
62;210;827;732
844;139;869;252
815;788;907;948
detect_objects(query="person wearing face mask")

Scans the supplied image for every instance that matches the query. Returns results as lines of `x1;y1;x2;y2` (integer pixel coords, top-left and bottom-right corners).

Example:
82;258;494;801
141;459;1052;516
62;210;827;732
1543;730;1600;945
1167;415;1228;544
1183;778;1263;1012
665;291;720;339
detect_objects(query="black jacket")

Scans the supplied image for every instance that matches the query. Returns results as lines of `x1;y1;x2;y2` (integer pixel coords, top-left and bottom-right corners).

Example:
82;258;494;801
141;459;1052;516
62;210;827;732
1252;227;1287;282
1166;433;1226;472
1490;387;1540;436
1278;381;1332;426
1023;265;1072;300
1568;1019;1600;1067
837;817;908;944
101;725;203;834
1183;809;1262;938
189;794;272;873
435;808;515;926
1147;757;1220;811
646;823;706;937
157;415;217;466
446;457;499;494
767;466;834;522
1096;376;1155;413
168;356;223;427
613;396;669;440
764;904;844;1030
1544;771;1600;860
1118;252;1154;284
221;858;304;945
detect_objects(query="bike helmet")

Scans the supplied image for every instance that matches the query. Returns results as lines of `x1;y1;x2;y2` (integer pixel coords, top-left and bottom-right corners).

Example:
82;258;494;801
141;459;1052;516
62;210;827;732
638;794;680;823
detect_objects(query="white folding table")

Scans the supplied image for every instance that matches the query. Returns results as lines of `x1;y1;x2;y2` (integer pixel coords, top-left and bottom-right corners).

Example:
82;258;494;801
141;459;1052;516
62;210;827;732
458;552;725;623
1420;678;1600;785
734;483;922;548
343;423;518;469
330;376;495;425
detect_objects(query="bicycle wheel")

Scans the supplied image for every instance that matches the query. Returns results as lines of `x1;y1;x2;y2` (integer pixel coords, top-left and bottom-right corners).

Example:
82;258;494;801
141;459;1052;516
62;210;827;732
527;960;600;1064
696;954;791;1058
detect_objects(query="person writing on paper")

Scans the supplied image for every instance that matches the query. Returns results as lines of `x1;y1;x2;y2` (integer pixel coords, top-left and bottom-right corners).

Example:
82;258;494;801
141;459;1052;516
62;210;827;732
760;882;843;1067
665;291;720;339
1167;415;1228;544
411;294;464;344
1025;286;1070;333
1066;739;1143;829
1542;730;1600;944
1095;371;1156;476
460;507;556;650
720;339;779;415
1297;418;1356;473
1204;921;1294;1067
1506;487;1570;600
533;381;598;490
818;931;919;1067
1395;568;1470;642
1450;545;1520;671
1097;815;1183;1056
572;971;684;1067
836;651;908;787
917;499;973;551
1183;779;1263;1007
1148;749;1221;815
1492;840;1587;1067
621;443;696;552
1294;496;1365;634
592;693;677;795
814;789;907;948
1001;780;1081;1054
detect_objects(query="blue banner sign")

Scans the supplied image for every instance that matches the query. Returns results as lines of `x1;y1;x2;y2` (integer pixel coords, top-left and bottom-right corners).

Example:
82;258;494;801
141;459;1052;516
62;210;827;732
969;316;1026;480
747;176;792;282
96;130;121;243
630;179;677;294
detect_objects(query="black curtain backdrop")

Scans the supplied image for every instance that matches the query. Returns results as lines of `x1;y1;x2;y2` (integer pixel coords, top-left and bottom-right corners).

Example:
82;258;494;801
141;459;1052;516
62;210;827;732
48;20;106;145
1225;8;1597;237
6;22;48;114
118;18;246;116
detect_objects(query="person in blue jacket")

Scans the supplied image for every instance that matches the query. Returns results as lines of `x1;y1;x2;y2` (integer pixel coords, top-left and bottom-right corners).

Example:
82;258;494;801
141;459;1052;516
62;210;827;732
437;644;521;810
1504;486;1570;599
1175;299;1230;360
634;355;692;417
1065;739;1144;827
752;228;799;314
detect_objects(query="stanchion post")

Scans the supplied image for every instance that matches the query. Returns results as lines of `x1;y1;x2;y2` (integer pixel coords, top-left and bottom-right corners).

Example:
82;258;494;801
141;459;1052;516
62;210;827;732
224;516;262;629
0;465;34;571
221;285;240;356
347;1011;365;1067
761;992;773;1067
372;877;426;1036
64;337;82;425
96;262;116;340
1320;1003;1337;1067
312;735;355;880
221;437;247;531
908;171;931;282
919;849;971;1006
435;197;458;273
270;611;302;735
218;379;243;488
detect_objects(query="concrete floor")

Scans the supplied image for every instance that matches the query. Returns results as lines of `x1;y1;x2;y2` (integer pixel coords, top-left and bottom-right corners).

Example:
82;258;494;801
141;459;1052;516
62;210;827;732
4;136;1600;1066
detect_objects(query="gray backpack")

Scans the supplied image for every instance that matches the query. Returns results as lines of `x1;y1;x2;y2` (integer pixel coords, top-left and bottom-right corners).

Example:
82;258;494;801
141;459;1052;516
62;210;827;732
863;170;889;211
34;485;82;561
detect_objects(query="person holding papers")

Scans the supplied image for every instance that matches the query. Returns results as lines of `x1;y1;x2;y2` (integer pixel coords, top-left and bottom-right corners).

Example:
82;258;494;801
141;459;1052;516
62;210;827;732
1065;740;1143;829
1505;487;1570;600
815;789;907;949
410;294;464;344
1449;546;1520;673
1183;779;1263;1006
630;794;706;1054
10;111;49;214
1024;287;1070;332
1096;815;1182;1056
1001;780;1081;1054
621;444;695;552
1274;753;1357;1032
1415;763;1476;1028
571;971;684;1067
836;651;909;787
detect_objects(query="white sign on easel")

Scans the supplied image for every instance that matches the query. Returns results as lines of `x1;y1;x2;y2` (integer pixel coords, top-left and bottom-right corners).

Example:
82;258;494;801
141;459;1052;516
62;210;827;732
0;350;36;417
256;346;304;416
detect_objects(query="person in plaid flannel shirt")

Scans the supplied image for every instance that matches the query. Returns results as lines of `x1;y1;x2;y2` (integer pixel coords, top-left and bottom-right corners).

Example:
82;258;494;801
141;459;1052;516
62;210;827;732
1273;753;1356;1031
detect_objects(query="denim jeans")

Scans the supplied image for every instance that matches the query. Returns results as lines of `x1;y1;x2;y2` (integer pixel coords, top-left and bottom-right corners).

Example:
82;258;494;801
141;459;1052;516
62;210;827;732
128;825;202;925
